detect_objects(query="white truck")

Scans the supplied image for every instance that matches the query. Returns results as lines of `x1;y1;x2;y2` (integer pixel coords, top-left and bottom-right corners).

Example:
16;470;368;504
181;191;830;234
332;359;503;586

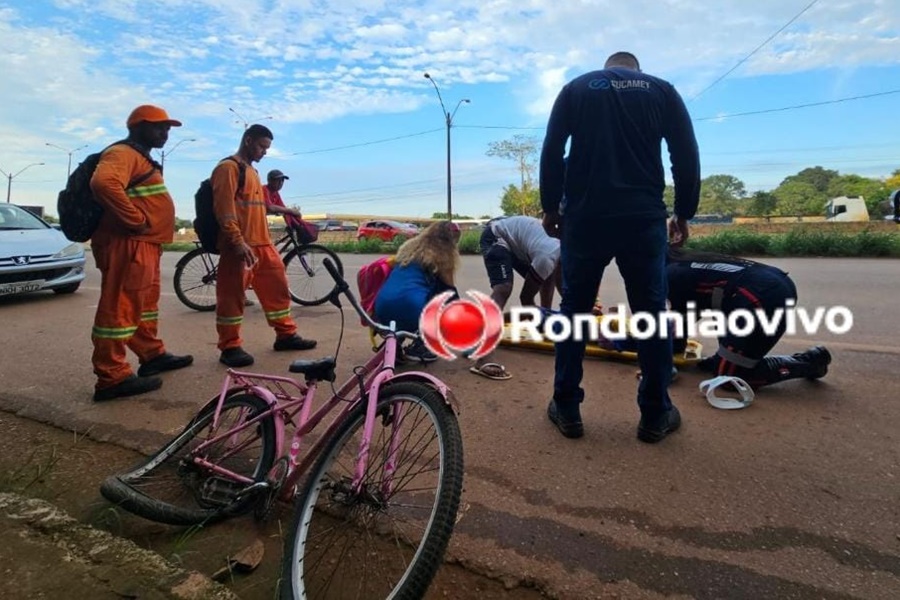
825;196;870;222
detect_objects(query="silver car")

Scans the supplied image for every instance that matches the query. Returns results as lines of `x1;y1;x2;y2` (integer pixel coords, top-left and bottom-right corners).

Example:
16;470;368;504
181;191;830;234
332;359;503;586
0;204;86;297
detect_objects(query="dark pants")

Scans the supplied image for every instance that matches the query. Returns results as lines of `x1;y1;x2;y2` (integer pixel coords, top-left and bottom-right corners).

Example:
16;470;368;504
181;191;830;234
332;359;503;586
719;269;797;361
554;218;673;417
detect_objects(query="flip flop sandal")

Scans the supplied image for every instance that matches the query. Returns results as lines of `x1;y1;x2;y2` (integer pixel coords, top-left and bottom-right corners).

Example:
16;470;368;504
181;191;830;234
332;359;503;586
470;362;512;381
699;375;754;410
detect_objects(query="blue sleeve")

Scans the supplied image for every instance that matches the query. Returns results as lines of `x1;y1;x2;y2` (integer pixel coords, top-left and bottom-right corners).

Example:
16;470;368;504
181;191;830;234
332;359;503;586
539;84;571;215
663;85;701;220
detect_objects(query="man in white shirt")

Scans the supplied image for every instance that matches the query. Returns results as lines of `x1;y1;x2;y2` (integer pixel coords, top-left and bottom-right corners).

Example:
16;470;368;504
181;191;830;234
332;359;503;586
481;215;562;310
470;215;562;381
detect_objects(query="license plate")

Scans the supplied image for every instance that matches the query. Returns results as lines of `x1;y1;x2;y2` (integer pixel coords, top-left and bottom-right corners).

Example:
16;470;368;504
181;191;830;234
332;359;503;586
0;281;42;296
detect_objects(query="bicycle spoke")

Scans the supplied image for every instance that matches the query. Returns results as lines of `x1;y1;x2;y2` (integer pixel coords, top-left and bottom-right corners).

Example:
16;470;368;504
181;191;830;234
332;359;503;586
285;385;463;599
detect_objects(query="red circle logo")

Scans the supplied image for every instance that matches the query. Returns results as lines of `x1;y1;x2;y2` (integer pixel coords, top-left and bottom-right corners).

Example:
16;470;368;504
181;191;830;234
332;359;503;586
419;290;503;360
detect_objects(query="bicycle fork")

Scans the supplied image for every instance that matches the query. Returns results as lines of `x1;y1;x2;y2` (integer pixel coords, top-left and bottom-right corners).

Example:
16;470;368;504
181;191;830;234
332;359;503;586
352;371;406;500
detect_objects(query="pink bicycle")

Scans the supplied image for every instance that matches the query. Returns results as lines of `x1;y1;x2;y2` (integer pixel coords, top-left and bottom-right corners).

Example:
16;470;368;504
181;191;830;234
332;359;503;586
100;258;464;599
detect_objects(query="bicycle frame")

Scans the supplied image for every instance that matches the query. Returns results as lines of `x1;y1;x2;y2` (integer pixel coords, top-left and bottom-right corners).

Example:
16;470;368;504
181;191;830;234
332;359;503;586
189;320;457;504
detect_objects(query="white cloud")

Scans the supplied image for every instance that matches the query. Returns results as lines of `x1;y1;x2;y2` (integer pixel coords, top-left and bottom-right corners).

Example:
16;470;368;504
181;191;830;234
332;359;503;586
4;1;900;215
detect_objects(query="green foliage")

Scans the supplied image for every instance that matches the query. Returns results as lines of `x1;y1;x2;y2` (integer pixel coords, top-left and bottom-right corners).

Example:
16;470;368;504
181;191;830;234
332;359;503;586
886;168;900;190
174;218;193;231
162;242;197;252
160;229;900;258
500;183;541;216
781;167;839;194
746;191;778;216
432;212;472;220
772;180;823;216
457;229;481;254
686;228;900;257
663;185;675;211
698;174;746;215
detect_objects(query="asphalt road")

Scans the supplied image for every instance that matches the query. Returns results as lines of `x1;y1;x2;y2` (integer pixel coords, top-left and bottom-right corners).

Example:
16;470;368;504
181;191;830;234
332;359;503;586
1;251;899;599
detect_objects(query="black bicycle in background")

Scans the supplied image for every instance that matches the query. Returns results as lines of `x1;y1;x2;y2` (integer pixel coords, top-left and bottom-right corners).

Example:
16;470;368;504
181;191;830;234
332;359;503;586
173;227;344;311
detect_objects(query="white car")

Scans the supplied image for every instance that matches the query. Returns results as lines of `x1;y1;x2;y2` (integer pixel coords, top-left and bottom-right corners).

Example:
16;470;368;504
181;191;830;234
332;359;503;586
0;204;86;297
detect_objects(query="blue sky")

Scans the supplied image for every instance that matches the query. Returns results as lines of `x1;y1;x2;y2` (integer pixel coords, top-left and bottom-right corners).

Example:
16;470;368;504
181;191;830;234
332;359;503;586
2;0;899;220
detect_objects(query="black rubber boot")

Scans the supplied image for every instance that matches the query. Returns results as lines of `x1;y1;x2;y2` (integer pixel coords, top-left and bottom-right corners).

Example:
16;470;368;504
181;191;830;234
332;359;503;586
745;347;830;388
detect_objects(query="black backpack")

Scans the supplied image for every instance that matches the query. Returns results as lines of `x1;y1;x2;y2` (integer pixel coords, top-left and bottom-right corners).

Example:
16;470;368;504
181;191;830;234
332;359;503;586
57;141;158;243
193;157;246;254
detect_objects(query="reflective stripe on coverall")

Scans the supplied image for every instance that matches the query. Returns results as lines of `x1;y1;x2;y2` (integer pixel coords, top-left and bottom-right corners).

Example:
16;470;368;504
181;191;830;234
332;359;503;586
215;243;297;350
91;237;166;387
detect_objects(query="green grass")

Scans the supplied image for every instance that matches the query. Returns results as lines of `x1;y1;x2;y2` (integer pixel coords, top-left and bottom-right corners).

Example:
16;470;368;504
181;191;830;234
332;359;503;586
162;242;197;252
686;228;900;257
162;228;900;257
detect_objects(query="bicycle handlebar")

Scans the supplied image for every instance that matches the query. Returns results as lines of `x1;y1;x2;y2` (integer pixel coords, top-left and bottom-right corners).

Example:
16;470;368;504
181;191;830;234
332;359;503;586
321;257;419;340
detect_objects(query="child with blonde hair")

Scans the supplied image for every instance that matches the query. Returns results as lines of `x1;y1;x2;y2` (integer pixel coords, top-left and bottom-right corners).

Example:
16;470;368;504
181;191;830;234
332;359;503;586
374;221;460;361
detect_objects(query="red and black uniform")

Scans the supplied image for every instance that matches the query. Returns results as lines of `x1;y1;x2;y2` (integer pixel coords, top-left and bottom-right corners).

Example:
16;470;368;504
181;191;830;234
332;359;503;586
89;144;173;390
211;157;297;350
667;257;830;388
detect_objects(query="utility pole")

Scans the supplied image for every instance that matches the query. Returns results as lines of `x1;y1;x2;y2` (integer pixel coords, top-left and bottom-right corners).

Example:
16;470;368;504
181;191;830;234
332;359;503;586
228;107;273;129
1;163;45;203
424;73;470;220
45;143;88;178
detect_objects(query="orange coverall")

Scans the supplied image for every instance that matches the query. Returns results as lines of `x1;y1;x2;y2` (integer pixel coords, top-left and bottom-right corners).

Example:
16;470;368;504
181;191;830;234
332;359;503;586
211;157;297;350
89;144;175;390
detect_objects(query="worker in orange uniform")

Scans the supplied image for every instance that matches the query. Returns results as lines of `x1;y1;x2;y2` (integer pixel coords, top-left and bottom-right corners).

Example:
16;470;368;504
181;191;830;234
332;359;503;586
212;124;317;367
89;105;194;402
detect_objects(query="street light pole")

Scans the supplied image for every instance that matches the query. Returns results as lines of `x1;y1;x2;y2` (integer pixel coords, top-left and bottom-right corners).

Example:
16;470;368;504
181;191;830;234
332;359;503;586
0;163;45;203
45;143;89;178
424;73;469;220
160;138;197;169
228;107;273;130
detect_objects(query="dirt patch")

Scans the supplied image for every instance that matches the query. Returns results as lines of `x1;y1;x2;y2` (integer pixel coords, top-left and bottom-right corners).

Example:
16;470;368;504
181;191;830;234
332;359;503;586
0;410;547;599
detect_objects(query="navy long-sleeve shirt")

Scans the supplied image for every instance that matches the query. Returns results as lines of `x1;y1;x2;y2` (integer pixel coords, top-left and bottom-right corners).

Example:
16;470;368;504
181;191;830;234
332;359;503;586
540;67;701;221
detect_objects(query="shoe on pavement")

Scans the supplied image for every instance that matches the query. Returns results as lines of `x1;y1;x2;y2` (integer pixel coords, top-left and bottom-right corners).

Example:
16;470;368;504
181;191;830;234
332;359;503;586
273;334;318;351
93;374;162;402
547;400;584;439
137;352;194;377
404;339;438;363
637;405;682;444
220;347;255;368
792;345;832;379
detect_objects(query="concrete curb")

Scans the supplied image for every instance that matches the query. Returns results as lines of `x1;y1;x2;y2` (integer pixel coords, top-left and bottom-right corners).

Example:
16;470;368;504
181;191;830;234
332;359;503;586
0;492;239;600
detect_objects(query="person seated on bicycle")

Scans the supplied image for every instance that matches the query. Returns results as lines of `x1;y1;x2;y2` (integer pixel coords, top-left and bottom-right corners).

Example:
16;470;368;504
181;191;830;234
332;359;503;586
374;221;460;362
263;169;304;225
666;247;831;389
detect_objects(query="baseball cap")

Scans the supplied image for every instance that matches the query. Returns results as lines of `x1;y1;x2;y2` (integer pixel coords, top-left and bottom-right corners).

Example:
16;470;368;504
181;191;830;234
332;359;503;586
126;105;183;128
267;169;290;180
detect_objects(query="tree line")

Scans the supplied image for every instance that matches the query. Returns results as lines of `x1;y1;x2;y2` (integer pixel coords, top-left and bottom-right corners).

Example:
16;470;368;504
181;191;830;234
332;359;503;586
486;135;900;219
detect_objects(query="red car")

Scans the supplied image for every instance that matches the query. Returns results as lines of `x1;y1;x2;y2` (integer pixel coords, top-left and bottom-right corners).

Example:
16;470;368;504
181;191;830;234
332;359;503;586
356;220;418;242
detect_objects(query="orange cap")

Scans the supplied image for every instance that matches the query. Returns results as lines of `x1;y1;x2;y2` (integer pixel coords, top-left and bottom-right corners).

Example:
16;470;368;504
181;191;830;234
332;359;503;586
126;105;183;128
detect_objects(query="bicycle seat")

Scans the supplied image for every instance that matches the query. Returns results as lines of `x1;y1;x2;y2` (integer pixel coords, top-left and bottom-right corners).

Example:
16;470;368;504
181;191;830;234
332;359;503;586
289;356;337;382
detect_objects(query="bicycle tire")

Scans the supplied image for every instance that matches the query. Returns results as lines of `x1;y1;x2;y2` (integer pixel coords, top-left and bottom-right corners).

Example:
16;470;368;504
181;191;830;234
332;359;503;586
283;244;344;306
173;247;218;312
280;381;464;599
100;393;276;526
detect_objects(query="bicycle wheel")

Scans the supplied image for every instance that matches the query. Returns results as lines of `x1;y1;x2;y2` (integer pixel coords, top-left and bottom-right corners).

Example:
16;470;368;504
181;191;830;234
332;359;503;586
283;244;344;306
100;393;276;526
173;247;219;311
280;382;464;600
